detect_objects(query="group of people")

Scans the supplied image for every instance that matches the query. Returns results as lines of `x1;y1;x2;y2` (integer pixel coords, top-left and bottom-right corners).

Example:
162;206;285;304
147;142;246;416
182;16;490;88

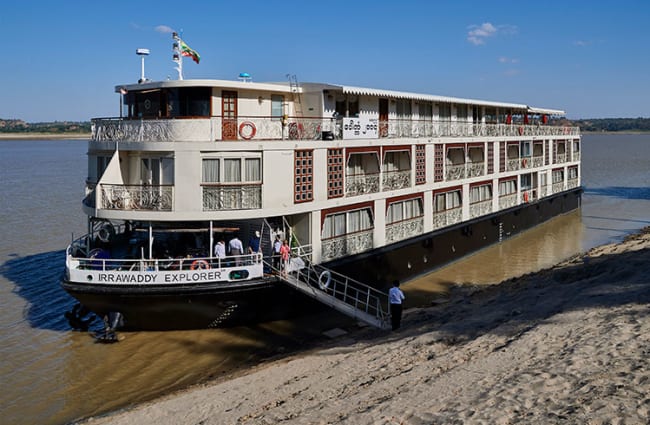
212;231;291;273
213;231;263;266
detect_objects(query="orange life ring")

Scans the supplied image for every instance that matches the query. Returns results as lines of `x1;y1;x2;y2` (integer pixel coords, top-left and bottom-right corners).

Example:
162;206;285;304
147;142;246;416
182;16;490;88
238;121;256;140
522;158;527;167
523;192;529;202
518;126;524;136
190;259;210;270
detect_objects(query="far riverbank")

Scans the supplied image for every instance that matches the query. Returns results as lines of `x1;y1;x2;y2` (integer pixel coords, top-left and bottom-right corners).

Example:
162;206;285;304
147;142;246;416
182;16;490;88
0;133;90;140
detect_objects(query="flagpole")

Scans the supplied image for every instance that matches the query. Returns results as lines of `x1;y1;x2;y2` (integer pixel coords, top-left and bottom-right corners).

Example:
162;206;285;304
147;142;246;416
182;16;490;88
172;32;183;80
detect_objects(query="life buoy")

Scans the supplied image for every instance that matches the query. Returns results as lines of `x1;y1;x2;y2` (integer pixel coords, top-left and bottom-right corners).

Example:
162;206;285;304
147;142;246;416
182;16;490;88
518;126;524;136
190;259;210;270
238;121;256;140
97;223;115;243
523;192;529;202
522;158;528;167
318;270;331;290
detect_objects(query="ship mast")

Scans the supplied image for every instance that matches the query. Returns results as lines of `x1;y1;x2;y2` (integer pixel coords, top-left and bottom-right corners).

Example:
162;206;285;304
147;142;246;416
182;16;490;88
172;32;183;80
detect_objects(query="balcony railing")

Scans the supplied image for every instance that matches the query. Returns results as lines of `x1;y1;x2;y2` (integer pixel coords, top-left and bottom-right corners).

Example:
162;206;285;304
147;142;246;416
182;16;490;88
552;181;565;193
382;169;411;191
556;153;567;163
202;184;262;210
346;173;380;197
321;229;373;262
470;199;492;219
499;193;518;210
532;155;544;168
100;184;174;211
567;178;579;189
433;207;462;230
92;117;580;142
446;163;466;180
572;152;581;162
385;216;424;244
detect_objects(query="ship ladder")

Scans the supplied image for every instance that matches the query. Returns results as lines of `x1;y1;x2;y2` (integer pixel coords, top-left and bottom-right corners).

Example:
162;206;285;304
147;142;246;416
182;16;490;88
265;256;390;330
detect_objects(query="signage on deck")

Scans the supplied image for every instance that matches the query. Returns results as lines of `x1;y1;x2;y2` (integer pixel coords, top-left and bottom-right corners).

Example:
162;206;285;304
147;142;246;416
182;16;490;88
70;266;262;286
342;117;379;139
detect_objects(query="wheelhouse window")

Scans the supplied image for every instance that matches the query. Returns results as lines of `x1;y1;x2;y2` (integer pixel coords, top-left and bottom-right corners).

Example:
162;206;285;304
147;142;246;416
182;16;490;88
123;87;211;118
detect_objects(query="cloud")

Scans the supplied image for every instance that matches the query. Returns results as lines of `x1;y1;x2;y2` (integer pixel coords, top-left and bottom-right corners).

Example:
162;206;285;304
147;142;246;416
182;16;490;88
504;69;520;77
573;40;590;47
499;56;519;64
467;23;517;45
155;25;175;34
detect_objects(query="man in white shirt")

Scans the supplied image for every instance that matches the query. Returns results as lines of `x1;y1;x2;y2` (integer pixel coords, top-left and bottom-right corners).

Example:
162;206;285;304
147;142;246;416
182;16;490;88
214;239;226;259
272;235;282;271
229;236;244;266
388;280;405;330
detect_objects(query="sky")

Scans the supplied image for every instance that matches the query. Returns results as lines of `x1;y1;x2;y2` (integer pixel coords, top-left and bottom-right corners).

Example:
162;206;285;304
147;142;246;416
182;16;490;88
1;0;649;122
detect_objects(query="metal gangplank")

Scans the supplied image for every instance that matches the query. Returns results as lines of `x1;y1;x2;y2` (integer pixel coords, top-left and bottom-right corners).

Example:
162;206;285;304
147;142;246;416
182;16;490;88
267;257;390;330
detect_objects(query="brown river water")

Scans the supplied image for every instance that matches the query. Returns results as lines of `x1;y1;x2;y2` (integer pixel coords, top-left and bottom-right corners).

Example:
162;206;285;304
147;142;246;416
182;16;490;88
1;134;649;425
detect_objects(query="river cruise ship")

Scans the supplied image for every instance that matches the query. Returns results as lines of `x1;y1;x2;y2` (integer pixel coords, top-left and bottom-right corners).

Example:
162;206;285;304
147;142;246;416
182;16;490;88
62;64;581;330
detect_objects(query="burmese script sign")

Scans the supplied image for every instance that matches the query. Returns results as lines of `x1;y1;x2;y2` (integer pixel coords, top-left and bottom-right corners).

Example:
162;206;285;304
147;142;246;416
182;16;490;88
342;117;379;139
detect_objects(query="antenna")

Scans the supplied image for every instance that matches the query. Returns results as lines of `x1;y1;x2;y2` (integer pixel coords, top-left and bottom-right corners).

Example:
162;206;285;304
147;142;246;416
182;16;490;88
136;48;150;83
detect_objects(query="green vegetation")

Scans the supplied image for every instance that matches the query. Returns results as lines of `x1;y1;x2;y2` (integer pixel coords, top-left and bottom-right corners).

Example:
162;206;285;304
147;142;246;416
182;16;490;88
553;117;650;132
0;119;91;134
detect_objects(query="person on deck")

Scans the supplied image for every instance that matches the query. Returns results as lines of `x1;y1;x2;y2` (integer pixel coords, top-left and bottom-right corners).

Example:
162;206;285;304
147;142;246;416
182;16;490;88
272;235;282;271
389;280;405;330
248;231;261;264
279;239;291;276
228;235;244;266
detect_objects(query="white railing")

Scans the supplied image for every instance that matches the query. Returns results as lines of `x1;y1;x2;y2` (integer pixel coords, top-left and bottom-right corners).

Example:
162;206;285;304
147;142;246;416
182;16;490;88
556;153;567;163
385;216;424;243
382;169;411;191
346;173;380;197
321;229;373;262
552;181;565;193
433;207;463;230
532;155;544;168
446;164;466;180
567;178;580;189
467;162;485;178
507;158;520;172
470;199;492;219
202;184;262;210
100;184;174;211
572;152;581;162
92;117;580;142
499;193;518;209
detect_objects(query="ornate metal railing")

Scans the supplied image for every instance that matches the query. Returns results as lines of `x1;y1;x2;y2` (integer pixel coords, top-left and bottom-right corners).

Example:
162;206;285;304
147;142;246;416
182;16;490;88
552;181;565;193
572;152;581;162
100;184;174;211
567;178;580;189
556;153;567;163
382;169;411;191
346;173;380;197
92;117;580;142
433;207;463;230
202;184;262;210
321;229;373;262
470;199;492;219
499;193;518;210
385;216;424;244
446;164;466;180
532;155;544;168
467;162;485;177
507;158;520;172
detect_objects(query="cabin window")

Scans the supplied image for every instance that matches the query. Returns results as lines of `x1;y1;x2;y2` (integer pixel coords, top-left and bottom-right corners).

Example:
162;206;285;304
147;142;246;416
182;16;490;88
456;104;468;121
568;166;578;179
202;159;220;183
271;95;284;120
520;141;531;157
201;156;262;184
434;190;461;212
383;151;411;172
347;152;380;175
499;179;517;196
439;104;451;121
322;207;373;239
470;184;492;203
140;157;174;185
387;198;423;224
552;169;564;183
521;174;533;190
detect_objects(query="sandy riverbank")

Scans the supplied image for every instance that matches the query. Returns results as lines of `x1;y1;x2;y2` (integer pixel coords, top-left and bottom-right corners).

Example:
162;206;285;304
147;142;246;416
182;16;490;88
83;227;650;424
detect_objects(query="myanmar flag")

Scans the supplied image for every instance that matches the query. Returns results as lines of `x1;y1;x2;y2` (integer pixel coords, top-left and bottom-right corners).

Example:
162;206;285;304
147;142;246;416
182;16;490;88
180;40;200;64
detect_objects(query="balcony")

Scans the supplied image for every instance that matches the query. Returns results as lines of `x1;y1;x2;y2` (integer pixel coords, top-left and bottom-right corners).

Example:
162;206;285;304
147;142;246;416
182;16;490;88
92;117;581;143
567;178;580;189
499;193;518;210
346;173;380;197
202;184;262;210
100;184;174;211
470;199;492;219
433;207;462;230
382;170;411;191
321;229;373;262
385;216;424;244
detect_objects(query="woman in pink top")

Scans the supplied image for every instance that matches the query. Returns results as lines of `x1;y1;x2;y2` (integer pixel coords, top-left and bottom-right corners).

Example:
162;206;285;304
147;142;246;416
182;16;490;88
280;240;290;276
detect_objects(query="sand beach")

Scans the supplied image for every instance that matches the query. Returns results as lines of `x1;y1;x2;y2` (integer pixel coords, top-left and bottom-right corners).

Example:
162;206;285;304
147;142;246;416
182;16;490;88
83;227;650;424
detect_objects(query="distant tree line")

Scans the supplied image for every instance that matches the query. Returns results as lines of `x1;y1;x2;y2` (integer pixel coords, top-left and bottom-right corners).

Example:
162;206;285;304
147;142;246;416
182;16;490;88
0;119;91;134
552;117;650;132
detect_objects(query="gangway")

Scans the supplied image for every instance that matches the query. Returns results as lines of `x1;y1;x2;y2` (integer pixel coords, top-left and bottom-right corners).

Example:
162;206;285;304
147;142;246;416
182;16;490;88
266;257;390;330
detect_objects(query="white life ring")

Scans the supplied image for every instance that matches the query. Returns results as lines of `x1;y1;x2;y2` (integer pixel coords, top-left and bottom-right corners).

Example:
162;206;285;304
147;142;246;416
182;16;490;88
97;223;114;243
238;121;256;140
318;270;331;290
